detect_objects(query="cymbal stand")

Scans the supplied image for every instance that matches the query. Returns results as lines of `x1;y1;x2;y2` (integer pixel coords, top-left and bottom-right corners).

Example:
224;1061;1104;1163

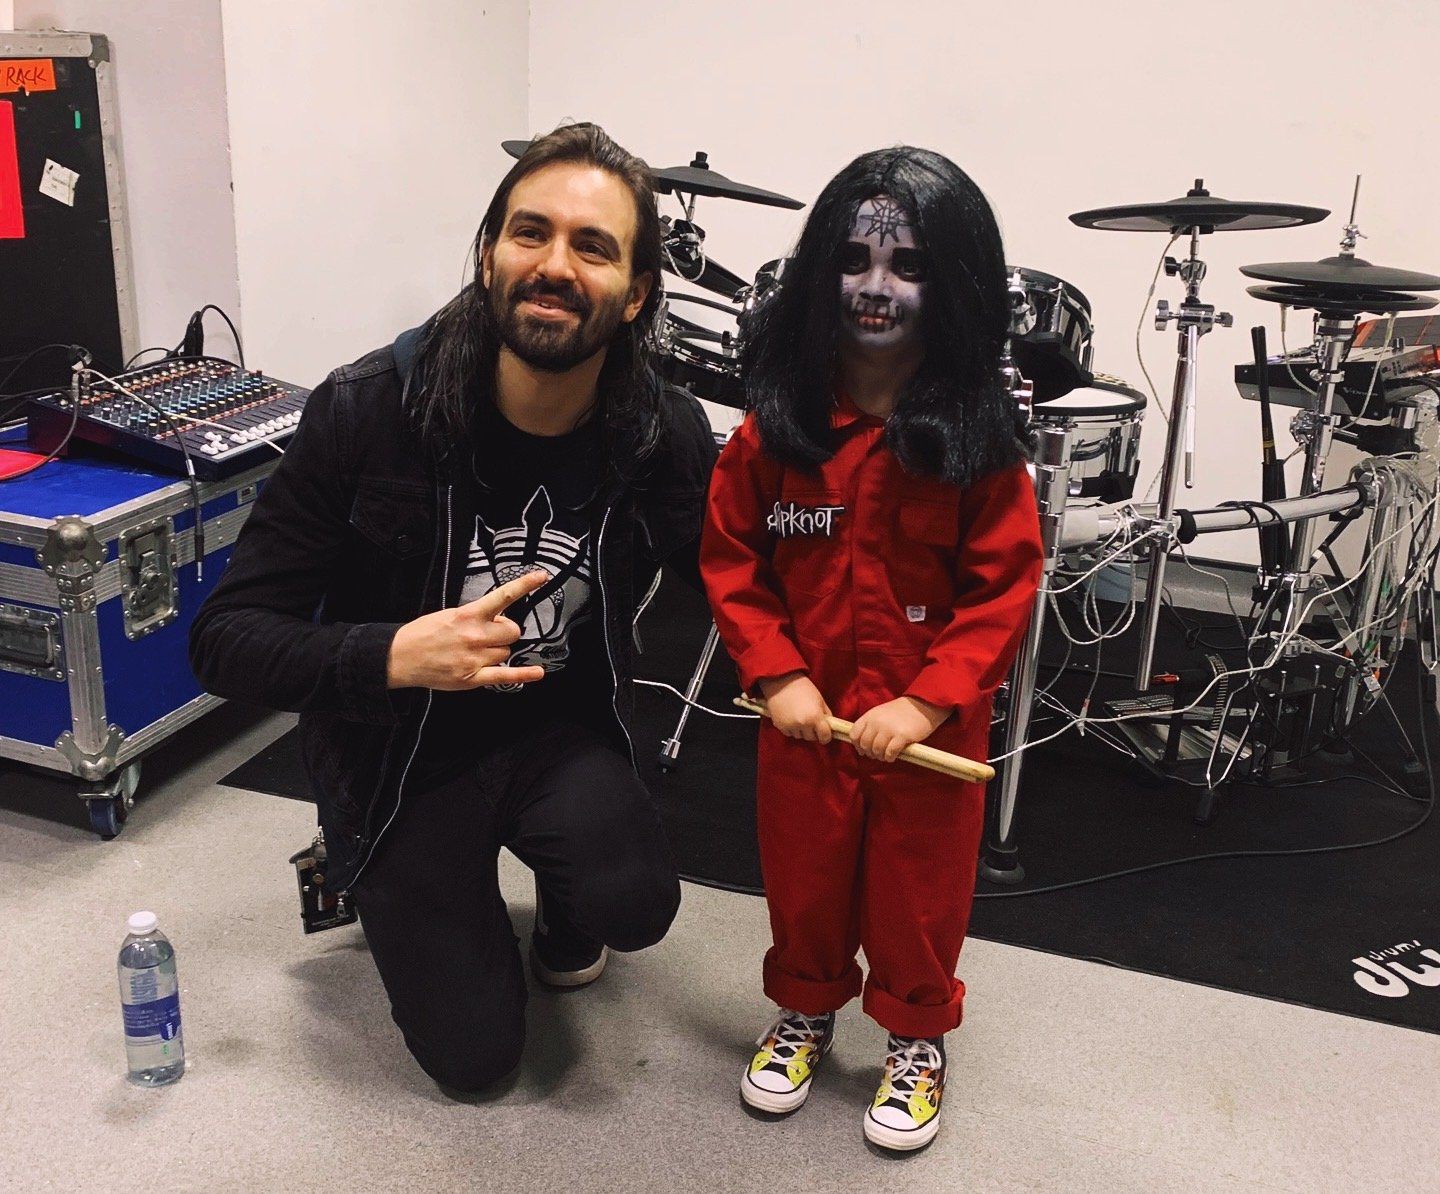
981;419;1073;883
1134;230;1233;690
1332;462;1400;728
1264;311;1359;644
657;621;723;772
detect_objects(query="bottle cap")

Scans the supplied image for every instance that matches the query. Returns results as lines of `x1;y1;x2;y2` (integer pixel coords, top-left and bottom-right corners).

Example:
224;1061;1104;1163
127;911;158;936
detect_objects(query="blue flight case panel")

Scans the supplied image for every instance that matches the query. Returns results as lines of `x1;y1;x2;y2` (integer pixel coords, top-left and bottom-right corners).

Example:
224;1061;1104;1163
0;427;276;835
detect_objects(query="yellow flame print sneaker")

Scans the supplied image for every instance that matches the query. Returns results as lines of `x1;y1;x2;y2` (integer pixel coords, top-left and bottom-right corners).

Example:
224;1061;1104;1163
863;1034;946;1151
740;1009;835;1114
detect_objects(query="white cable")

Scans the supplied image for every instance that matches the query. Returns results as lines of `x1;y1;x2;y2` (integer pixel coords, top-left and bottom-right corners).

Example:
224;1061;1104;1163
635;678;759;720
1279;306;1317;397
989;478;1437;764
1133;233;1181;503
1135;232;1181;425
1042;521;1162;596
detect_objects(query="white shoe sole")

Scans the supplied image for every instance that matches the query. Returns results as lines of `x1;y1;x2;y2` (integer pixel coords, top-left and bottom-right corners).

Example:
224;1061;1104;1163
863;1109;941;1152
530;944;608;988
741;1071;815;1114
739;1036;833;1114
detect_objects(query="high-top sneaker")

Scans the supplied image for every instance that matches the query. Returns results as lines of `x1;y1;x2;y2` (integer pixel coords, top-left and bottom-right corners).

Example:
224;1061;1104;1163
740;1008;835;1114
863;1034;946;1151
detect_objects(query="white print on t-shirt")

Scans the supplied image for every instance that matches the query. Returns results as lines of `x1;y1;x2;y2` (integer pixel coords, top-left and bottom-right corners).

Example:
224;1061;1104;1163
767;500;846;539
460;486;593;691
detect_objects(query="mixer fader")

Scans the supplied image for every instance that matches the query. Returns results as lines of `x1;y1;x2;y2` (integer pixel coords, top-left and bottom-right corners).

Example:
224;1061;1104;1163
26;359;310;480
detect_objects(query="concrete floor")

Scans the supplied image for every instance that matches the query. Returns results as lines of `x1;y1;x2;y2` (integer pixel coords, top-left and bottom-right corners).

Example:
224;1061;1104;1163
1;701;1438;1193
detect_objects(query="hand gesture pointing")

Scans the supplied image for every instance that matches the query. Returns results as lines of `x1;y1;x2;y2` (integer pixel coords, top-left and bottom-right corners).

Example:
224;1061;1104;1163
385;569;550;691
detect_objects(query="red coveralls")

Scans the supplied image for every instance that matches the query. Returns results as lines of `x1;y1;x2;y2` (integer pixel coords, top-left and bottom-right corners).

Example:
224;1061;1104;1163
700;398;1042;1037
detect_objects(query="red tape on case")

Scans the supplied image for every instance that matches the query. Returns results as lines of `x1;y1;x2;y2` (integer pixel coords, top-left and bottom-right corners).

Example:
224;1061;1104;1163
0;100;22;239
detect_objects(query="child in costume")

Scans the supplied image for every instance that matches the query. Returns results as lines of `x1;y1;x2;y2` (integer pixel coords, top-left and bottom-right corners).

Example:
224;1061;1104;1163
700;148;1042;1151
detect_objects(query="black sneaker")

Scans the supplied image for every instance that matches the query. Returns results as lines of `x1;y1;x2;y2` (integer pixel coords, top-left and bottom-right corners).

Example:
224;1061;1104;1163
740;1008;835;1114
529;880;607;988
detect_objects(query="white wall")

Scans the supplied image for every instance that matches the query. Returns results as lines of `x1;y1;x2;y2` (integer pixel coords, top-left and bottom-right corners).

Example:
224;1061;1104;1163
219;0;528;386
13;0;241;360
529;0;1440;563
0;4;12;30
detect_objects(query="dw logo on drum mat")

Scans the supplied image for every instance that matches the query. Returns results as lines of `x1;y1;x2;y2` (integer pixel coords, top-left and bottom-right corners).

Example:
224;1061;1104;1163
1351;940;1440;998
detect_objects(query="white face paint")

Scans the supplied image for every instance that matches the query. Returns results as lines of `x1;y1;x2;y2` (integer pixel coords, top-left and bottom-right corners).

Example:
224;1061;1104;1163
839;195;926;353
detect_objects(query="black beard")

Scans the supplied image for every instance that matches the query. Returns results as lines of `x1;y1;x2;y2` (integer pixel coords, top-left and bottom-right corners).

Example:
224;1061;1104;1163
492;274;627;373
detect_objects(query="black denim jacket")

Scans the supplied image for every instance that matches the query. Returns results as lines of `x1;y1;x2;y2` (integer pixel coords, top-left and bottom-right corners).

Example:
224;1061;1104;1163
189;324;717;891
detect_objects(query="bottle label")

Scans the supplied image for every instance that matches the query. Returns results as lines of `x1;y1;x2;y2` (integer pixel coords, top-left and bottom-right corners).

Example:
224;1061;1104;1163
122;994;181;1042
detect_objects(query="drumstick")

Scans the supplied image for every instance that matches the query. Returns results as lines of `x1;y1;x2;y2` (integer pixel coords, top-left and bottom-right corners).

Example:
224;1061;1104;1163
733;696;995;783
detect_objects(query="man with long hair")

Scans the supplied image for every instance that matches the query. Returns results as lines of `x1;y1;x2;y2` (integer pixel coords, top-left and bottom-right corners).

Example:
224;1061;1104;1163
191;123;716;1089
701;148;1042;1150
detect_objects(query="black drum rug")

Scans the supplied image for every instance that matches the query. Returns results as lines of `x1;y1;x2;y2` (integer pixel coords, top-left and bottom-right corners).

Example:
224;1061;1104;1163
223;576;1440;1035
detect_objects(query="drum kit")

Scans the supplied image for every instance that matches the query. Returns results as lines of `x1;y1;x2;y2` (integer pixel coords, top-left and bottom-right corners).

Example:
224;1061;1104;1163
986;176;1440;881
500;141;1440;869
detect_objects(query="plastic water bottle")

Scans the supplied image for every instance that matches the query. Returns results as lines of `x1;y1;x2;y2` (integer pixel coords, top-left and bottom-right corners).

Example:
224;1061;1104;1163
117;911;185;1086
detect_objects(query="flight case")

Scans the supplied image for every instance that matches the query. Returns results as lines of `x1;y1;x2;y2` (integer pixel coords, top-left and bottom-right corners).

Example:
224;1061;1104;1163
0;440;274;837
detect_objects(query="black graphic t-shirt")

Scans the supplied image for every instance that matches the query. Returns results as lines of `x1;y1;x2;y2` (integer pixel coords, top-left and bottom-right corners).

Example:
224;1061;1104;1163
418;406;609;786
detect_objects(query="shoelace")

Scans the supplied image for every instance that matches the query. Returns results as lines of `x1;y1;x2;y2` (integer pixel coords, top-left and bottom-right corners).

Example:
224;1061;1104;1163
880;1035;943;1099
756;1010;831;1060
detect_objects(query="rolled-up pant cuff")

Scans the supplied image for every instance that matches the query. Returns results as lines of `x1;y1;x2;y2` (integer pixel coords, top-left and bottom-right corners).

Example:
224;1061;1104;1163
762;949;863;1016
862;977;965;1038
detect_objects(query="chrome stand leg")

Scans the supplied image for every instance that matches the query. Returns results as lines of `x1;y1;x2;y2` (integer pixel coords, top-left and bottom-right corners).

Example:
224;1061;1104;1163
657;621;722;772
981;425;1074;884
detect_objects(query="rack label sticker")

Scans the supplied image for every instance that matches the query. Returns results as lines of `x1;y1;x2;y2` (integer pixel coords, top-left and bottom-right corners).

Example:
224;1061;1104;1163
0;59;56;94
0;101;21;238
39;158;78;207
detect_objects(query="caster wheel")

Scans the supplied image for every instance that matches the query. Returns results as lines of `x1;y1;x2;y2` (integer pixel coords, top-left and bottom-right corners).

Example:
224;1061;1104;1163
116;759;141;807
88;794;128;840
1193;789;1219;826
655;755;675;774
84;760;141;840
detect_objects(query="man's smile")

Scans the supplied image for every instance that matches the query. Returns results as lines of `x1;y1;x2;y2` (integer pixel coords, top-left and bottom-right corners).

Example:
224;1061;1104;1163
522;296;580;319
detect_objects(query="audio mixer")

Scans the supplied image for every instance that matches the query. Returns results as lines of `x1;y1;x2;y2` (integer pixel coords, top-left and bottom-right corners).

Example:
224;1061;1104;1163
26;359;310;480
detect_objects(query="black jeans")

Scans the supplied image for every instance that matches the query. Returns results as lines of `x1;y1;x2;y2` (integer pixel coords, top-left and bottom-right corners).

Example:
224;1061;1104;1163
352;721;681;1090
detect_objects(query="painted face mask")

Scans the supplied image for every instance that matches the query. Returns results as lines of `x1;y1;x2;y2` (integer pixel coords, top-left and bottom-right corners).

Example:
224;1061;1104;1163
838;195;926;352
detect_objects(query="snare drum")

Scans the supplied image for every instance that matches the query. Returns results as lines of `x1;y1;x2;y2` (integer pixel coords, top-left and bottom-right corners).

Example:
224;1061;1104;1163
1028;374;1146;499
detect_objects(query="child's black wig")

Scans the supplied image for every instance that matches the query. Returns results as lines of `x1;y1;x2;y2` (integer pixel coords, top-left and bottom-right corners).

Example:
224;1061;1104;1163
742;146;1025;485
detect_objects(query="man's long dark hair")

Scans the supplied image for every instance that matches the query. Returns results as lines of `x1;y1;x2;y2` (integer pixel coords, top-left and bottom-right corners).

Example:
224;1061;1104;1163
743;147;1023;486
409;122;665;479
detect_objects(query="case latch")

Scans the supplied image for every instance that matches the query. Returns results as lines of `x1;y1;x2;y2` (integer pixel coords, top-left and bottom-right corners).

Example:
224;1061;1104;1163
120;520;177;639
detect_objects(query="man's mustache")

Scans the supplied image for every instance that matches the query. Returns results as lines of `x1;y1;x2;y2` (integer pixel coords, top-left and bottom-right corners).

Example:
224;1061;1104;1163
510;278;591;318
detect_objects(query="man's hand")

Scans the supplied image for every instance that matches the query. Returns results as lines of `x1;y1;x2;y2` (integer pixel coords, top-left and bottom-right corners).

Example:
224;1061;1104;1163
850;696;951;762
386;570;550;691
757;671;833;744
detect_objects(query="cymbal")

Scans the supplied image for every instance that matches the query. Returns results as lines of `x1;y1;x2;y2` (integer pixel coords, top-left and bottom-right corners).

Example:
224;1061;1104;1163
654;153;804;210
1070;180;1328;234
501;141;805;209
662;253;747;300
1246;283;1436;316
1241;254;1440;292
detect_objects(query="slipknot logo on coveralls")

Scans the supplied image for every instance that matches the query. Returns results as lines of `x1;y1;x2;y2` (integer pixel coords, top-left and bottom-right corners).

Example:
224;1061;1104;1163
768;501;846;539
